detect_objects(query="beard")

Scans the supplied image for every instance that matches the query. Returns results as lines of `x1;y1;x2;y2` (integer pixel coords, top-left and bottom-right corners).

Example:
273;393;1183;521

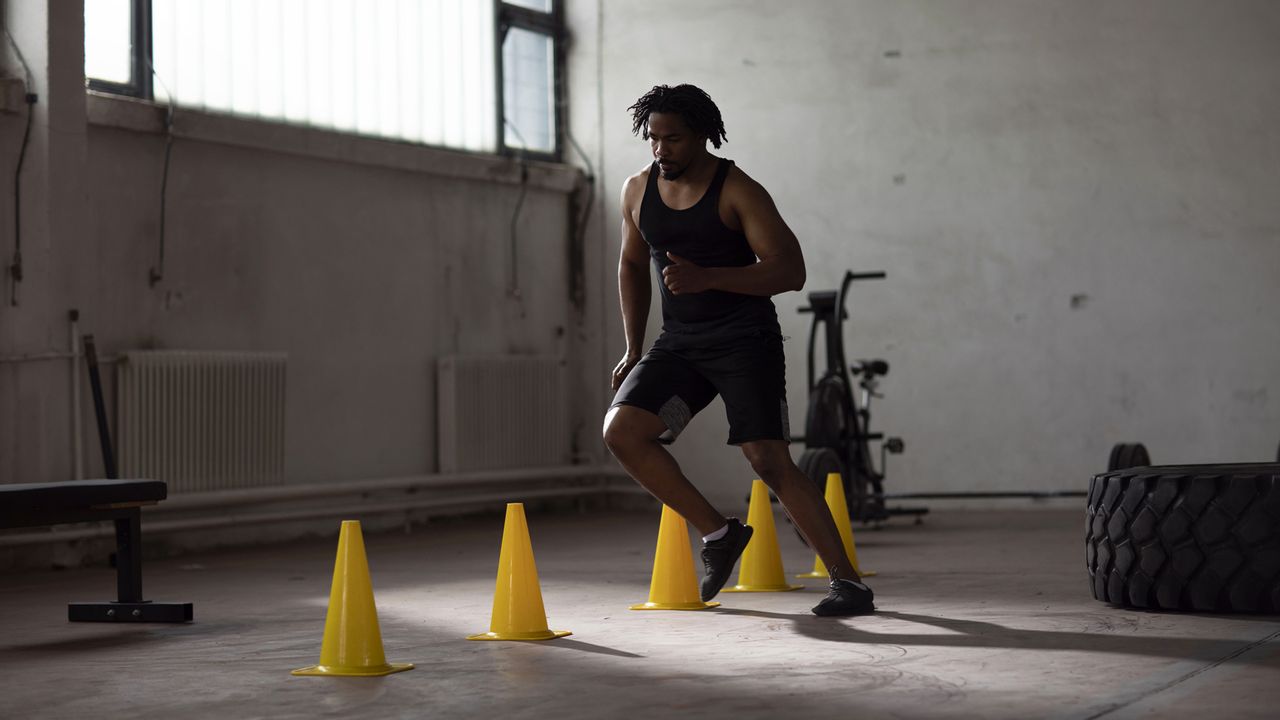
658;162;684;180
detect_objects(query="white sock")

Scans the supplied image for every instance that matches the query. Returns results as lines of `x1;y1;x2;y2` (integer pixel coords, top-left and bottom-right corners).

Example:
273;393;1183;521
702;523;729;543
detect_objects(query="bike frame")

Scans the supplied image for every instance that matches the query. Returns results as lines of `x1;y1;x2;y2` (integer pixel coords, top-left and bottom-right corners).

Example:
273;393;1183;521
800;271;887;515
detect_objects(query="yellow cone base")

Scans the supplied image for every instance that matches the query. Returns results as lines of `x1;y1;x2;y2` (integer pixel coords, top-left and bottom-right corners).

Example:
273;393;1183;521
291;662;414;677
722;583;803;593
467;629;572;641
795;569;877;578
630;600;720;611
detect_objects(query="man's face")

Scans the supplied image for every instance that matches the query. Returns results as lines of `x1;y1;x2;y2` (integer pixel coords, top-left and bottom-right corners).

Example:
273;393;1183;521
647;112;703;180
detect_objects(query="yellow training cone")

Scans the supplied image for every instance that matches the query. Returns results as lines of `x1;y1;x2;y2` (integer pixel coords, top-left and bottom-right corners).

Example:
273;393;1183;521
723;480;803;593
797;472;877;579
631;505;720;611
468;503;571;641
292;521;414;677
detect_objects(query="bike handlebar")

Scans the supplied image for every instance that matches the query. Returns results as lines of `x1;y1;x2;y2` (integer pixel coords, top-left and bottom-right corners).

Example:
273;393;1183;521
797;271;885;313
832;271;885;394
836;271;885;328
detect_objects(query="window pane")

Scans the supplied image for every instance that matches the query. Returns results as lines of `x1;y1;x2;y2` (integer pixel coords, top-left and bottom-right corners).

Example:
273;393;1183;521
150;0;496;152
85;0;133;84
504;0;552;12
502;27;554;153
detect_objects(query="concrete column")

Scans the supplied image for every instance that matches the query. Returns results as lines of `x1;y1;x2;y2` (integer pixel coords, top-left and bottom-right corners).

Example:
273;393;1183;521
1;0;89;484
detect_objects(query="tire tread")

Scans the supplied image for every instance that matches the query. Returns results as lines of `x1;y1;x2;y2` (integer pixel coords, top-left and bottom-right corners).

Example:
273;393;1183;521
1086;463;1280;613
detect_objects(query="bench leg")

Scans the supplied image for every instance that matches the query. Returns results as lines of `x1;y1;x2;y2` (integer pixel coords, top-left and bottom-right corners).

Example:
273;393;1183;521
116;511;143;603
68;508;193;623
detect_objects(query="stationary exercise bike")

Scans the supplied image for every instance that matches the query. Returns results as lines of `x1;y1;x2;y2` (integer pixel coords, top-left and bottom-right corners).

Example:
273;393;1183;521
791;270;926;525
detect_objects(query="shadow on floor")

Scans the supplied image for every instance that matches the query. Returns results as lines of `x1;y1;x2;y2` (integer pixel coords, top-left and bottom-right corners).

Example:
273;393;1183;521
712;607;1280;665
527;637;644;658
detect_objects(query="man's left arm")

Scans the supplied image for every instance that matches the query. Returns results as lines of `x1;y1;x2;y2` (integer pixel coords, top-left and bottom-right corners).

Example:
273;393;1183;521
661;173;805;297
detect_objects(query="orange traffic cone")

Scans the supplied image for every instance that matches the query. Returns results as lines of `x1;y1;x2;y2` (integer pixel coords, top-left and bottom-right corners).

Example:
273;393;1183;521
468;503;571;641
722;480;803;593
631;505;720;611
796;472;877;579
292;521;414;677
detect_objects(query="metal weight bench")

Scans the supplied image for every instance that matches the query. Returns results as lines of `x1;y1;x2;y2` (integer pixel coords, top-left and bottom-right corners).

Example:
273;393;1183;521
0;479;193;622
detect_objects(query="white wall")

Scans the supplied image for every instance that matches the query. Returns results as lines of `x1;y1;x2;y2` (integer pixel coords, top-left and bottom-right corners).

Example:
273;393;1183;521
3;1;1277;511
568;0;1280;510
1;1;588;487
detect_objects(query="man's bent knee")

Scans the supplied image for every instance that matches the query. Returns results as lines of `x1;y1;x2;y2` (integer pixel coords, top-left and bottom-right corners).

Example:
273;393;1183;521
741;440;795;485
603;405;666;458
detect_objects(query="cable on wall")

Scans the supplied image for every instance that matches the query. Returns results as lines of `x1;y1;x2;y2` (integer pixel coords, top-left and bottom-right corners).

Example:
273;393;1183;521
504;118;531;300
3;26;36;307
150;101;174;287
146;60;177;288
562;132;593;312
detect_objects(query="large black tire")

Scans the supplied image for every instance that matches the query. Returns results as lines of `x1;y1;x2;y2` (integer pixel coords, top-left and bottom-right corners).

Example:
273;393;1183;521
1086;463;1280;612
1107;442;1151;472
792;447;847;547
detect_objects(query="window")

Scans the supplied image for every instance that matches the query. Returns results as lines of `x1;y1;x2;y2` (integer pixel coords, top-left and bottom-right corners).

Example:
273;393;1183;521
498;1;560;156
84;0;563;158
84;0;151;98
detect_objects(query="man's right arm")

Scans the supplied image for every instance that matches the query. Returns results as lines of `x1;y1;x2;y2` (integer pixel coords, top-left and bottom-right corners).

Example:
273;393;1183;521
613;174;651;390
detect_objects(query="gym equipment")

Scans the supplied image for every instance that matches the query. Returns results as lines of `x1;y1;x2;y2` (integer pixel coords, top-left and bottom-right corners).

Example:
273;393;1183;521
292;521;414;676
467;503;571;641
1109;438;1280;470
1087;462;1280;612
793;271;925;524
722;480;803;593
0;479;192;622
0;334;193;622
1107;442;1151;471
83;335;117;479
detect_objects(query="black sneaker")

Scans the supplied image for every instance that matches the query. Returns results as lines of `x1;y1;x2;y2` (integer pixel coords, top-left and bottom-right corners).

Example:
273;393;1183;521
812;579;876;616
699;518;753;601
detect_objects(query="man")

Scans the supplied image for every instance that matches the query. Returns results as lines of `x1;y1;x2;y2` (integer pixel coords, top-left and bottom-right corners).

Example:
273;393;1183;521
602;84;875;616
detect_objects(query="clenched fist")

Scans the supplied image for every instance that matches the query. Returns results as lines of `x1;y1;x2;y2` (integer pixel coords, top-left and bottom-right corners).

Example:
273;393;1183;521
662;252;713;295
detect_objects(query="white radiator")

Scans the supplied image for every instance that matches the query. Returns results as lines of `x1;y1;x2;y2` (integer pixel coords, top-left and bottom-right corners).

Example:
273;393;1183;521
116;351;287;493
436;355;570;473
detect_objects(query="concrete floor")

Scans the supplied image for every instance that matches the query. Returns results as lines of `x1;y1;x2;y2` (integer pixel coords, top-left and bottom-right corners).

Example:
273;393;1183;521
2;507;1278;719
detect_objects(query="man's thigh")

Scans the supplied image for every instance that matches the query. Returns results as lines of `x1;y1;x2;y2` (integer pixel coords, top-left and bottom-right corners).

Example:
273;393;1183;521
694;331;791;446
610;348;717;444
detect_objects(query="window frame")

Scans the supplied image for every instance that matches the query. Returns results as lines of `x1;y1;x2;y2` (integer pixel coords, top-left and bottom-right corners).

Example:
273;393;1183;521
85;0;154;101
85;0;566;160
495;0;563;161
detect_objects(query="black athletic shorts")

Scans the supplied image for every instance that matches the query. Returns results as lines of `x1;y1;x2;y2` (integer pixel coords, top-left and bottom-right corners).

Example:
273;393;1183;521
609;328;791;446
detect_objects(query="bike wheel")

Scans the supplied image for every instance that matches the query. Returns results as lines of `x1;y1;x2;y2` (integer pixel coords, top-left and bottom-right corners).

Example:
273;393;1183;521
791;447;847;547
845;459;885;523
805;374;849;449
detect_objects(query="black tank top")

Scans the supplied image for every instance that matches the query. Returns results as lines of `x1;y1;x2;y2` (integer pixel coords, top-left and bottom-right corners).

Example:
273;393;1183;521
638;158;779;341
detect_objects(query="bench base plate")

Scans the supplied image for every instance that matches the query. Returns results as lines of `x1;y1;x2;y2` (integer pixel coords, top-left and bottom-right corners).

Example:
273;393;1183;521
68;601;193;623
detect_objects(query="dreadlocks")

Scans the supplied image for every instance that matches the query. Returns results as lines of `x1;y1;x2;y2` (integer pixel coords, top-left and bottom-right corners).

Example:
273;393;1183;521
628;84;727;149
